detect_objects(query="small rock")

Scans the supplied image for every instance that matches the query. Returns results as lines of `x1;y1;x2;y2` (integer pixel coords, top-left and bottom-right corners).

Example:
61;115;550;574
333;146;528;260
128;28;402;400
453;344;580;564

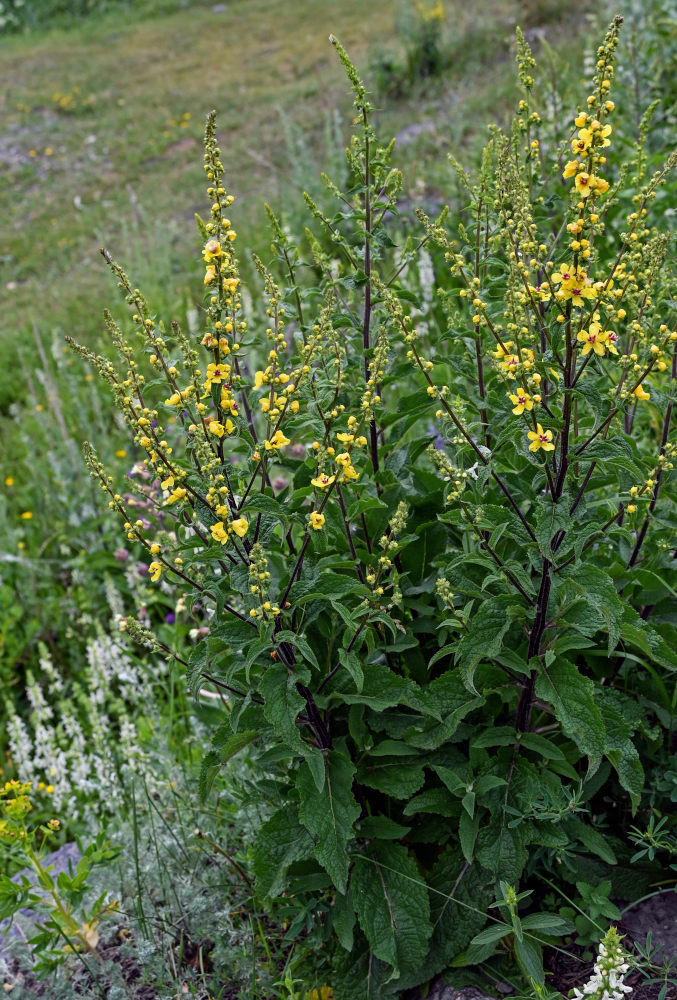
424;984;496;1000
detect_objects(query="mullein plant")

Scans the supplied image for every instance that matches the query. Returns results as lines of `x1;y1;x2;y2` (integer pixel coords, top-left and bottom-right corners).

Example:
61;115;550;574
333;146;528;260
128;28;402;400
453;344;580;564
72;21;677;998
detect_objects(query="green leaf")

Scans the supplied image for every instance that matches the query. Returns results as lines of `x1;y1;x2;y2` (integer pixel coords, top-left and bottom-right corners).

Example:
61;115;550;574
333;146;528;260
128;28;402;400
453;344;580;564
600;702;644;812
469;921;512;947
351;842;432;980
534;658;605;774
459;809;480;863
241;493;289;522
339;649;363;692
333;888;356;951
521;912;575;934
427;849;492;965
455;596;521;693
560;564;624;654
198;730;259;800
358;816;411;840
358;757;426;799
332;942;397;1000
403;669;484;749
566;818;616;865
534;497;571;557
514;935;544;984
274;629;321;671
297;751;360;893
337;662;413;711
259;662;308;752
476;819;529;882
253;808;314;897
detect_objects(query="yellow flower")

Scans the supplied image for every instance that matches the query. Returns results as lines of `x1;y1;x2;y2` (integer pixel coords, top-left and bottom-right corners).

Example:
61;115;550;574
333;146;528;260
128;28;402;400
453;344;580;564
309;511;325;530
306;989;333;1000
150;543;161;556
527;423;555;452
311;473;335;489
166;487;187;504
598;123;612;147
203;239;222;262
115;450;127;459
208;420;226;438
204;265;216;286
509;391;533;415
574;112;588;128
562;159;580;179
230;517;249;538
21;511;33;519
5;477;14;486
149;561;162;582
574;172;594;198
336;432;354;444
339;463;359;481
204;362;229;386
591;175;609;195
211;521;229;544
571;131;591;156
632;384;651;402
264;430;290;450
577;322;609;356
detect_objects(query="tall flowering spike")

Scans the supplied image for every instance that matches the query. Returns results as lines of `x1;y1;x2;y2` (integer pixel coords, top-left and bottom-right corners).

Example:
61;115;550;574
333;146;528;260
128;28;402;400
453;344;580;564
572;927;632;1000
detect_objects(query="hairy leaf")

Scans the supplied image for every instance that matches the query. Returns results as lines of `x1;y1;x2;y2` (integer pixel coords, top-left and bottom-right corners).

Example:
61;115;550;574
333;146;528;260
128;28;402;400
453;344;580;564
298;751;360;893
351;842;432;980
253;808;314;897
534;658;605;774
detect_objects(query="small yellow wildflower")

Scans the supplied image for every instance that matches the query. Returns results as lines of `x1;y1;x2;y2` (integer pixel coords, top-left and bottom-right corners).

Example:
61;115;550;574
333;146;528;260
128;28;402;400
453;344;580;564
509;391;533;415
211;521;229;544
203;239;222;262
149;561;162;582
208;420;226;438
264;430;291;450
632;385;651;402
311;473;336;489
5;476;14;486
527;424;555;453
166;487;187;504
230;517;249;538
309;511;325;530
577;323;609;356
21;511;33;519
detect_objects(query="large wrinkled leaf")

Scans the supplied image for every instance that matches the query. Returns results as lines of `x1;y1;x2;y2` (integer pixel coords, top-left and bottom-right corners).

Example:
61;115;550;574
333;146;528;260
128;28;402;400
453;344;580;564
534;658;605;774
258;661;309;752
404;668;484;749
455;596;521;693
560;564;624;654
351;842;432;980
298;751;360;893
427;848;492;967
253;808;314;897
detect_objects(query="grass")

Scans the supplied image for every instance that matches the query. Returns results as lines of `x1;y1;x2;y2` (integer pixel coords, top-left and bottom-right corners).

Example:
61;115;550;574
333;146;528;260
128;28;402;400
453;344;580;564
0;0;576;413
